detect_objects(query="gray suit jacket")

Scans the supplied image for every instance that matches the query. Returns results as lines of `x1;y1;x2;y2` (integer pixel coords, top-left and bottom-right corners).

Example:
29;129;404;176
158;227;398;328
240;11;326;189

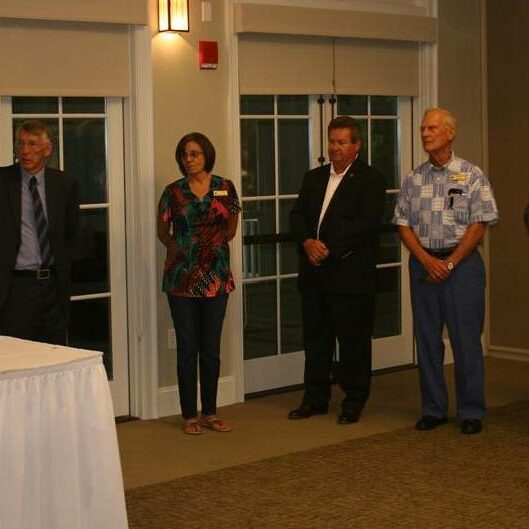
0;163;80;315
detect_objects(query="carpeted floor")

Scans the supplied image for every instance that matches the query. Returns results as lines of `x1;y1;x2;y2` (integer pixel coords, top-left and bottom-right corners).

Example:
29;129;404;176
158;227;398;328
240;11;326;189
125;399;529;529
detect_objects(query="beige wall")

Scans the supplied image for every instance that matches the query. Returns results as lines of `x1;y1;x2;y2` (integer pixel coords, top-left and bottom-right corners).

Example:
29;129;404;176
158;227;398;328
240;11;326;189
150;0;236;386
437;0;483;167
487;0;529;352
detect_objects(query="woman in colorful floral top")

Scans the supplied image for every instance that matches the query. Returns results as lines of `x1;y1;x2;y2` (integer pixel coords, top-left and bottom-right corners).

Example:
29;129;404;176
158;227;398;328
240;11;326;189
157;132;240;435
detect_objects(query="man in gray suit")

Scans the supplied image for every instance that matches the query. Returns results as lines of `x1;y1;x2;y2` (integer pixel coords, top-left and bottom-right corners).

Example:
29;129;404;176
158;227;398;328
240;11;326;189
0;120;79;344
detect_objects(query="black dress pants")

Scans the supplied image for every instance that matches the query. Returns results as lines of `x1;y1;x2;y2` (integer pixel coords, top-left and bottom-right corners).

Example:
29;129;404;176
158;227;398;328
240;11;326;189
1;274;67;345
300;289;375;410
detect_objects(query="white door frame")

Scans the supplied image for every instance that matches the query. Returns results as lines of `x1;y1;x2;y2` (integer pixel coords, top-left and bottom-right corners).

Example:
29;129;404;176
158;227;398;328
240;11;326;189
125;25;159;419
0;96;132;415
105;99;129;415
227;0;439;396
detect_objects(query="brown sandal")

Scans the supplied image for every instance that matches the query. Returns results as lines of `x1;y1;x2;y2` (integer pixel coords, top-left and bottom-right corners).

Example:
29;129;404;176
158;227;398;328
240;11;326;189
183;418;203;435
199;415;233;433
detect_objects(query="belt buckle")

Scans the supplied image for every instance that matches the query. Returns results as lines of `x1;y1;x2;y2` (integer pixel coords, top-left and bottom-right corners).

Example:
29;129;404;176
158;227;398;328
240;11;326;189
37;268;51;280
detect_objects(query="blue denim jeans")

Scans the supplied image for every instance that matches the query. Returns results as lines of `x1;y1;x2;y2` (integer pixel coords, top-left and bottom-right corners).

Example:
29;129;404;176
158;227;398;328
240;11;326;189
167;294;228;419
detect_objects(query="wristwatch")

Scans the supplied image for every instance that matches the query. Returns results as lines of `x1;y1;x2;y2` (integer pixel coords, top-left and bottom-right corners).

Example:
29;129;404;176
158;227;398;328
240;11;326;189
446;261;455;271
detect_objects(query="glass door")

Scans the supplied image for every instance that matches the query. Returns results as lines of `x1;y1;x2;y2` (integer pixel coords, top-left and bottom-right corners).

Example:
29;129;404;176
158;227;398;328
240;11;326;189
240;94;414;394
333;95;414;370
0;96;129;415
240;95;312;393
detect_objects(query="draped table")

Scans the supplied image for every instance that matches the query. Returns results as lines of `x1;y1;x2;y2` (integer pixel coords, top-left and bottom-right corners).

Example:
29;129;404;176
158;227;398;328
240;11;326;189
0;336;128;529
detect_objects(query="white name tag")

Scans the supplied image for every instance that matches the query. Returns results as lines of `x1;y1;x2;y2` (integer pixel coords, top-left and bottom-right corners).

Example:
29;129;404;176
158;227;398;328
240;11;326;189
213;190;228;196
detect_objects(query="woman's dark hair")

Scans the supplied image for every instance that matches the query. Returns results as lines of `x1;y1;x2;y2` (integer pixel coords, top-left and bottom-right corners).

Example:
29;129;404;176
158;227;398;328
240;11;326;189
175;132;216;175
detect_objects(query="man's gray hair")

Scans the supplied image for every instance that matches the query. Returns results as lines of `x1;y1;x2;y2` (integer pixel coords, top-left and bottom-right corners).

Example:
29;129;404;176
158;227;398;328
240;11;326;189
424;107;457;135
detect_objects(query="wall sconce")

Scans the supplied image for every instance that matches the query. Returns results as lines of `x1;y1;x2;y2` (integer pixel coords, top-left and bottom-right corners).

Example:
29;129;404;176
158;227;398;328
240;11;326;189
159;0;189;32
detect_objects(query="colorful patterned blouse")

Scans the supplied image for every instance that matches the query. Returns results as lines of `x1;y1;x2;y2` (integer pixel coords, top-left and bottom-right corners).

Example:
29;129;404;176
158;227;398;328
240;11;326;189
158;175;241;297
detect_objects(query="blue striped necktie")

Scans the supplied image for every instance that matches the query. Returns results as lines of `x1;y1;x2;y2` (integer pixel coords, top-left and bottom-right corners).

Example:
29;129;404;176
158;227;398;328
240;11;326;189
29;176;53;266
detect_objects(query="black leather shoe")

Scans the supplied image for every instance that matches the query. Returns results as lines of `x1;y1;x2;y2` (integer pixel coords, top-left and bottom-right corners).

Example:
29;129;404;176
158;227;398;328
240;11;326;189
337;409;361;424
415;415;448;431
461;418;482;435
288;403;328;420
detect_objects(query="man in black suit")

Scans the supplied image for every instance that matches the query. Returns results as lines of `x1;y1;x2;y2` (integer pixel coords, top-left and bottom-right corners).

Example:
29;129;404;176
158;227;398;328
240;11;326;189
0;120;79;344
289;115;385;424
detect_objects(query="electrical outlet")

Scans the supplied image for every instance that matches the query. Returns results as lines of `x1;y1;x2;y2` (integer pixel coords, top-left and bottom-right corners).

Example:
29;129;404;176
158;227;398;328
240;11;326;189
167;328;176;349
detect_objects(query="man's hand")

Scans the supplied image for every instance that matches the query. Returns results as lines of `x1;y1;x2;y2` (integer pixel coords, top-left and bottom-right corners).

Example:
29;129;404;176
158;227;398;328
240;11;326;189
423;255;451;282
303;238;330;266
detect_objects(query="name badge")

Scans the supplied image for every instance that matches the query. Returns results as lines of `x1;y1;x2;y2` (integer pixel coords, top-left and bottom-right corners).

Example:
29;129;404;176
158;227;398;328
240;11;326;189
449;172;470;184
213;190;228;196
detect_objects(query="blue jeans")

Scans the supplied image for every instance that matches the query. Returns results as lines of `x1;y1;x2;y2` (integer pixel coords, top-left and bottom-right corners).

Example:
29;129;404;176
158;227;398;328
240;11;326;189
167;294;228;419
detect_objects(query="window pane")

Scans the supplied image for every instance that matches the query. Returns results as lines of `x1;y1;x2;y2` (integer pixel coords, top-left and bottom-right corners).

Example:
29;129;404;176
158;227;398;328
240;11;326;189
337;95;367;116
241;119;275;196
356;118;368;161
69;298;112;378
64;118;107;204
378;194;400;264
244;281;277;359
374;267;401;338
12;97;58;114
63;97;105;114
240;95;274;115
278;119;309;195
280;278;303;354
71;209;109;296
277;95;308;115
242;200;276;278
371;96;397;116
12;118;59;169
371;119;398;189
279;198;298;275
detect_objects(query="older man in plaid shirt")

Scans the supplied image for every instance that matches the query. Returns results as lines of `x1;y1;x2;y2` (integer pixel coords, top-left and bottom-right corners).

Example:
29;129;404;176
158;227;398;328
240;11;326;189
393;108;498;435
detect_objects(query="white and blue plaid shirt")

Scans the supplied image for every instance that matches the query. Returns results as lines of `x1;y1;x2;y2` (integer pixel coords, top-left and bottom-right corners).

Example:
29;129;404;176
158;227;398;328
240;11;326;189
392;154;498;250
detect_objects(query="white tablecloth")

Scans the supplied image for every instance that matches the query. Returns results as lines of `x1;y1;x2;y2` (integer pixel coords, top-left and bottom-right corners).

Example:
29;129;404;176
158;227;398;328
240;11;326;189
0;336;128;529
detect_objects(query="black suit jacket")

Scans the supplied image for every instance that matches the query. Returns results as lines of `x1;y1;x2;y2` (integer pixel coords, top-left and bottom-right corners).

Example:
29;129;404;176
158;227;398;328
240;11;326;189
290;159;385;294
0;164;80;315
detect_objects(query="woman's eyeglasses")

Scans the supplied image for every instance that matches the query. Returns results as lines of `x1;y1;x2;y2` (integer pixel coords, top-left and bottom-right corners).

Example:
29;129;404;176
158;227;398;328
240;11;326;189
182;150;203;160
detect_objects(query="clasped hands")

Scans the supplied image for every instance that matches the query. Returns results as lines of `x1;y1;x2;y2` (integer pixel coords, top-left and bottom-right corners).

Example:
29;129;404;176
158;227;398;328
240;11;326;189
423;255;453;283
303;238;330;266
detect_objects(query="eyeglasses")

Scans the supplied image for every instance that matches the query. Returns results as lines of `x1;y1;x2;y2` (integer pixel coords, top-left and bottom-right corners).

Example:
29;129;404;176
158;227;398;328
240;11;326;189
16;140;50;150
182;150;204;160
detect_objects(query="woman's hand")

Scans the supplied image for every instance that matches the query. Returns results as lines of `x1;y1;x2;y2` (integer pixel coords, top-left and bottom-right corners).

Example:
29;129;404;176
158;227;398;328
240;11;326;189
165;239;178;264
157;214;178;265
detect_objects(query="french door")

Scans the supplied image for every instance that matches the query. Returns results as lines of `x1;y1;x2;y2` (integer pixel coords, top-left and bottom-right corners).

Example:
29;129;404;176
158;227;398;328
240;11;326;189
0;97;129;415
240;94;414;394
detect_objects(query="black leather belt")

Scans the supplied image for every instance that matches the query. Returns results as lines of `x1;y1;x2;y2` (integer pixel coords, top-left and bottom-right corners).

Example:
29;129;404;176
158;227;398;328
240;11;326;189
12;267;55;280
424;248;454;258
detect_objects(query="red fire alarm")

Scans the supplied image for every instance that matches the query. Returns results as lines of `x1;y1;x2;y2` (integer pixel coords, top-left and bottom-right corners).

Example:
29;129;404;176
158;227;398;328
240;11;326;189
199;40;218;70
